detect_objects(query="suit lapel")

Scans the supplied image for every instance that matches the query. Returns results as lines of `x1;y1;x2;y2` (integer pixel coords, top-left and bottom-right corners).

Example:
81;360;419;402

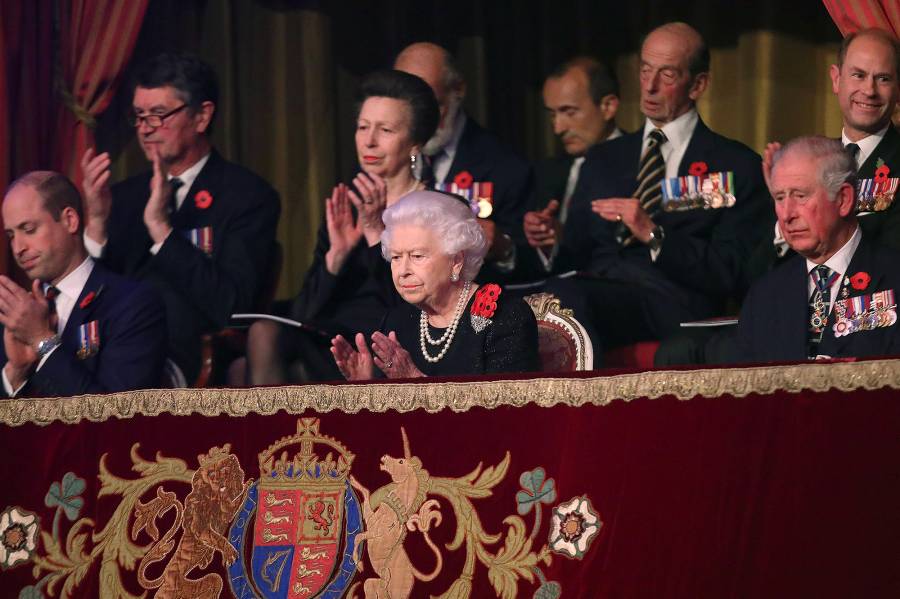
677;118;716;175
820;239;885;356
858;126;900;178
173;151;221;230
61;265;106;358
446;119;485;182
783;257;813;359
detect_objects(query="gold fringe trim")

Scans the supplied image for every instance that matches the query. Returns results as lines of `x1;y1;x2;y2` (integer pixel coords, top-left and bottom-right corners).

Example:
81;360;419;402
3;359;900;427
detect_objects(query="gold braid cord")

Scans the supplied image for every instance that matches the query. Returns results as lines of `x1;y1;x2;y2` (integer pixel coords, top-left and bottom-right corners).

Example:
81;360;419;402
2;359;900;427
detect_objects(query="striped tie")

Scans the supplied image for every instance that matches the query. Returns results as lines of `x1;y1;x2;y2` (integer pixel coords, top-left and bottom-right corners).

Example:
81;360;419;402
45;285;60;333
808;264;837;358
619;128;667;246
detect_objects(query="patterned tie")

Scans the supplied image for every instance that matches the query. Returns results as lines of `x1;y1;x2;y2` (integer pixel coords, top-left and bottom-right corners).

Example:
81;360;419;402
808;264;838;357
845;142;860;168
168;177;184;216
45;285;60;334
618;128;667;246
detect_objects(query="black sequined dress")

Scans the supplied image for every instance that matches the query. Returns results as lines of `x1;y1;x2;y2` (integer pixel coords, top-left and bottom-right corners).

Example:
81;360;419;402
380;285;540;377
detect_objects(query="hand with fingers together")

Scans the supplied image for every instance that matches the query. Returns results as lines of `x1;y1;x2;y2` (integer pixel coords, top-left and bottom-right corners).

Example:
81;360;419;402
330;333;375;381
143;146;175;244
0;277;55;352
370;331;423;378
3;326;37;389
324;183;364;275
762;141;782;193
523;198;561;253
348;171;389;244
591;197;655;243
80;148;113;244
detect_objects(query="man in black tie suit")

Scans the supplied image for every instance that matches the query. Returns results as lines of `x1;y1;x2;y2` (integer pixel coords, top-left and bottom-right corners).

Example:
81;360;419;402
79;53;280;382
562;22;770;351
394;42;532;280
517;56;623;280
737;136;900;361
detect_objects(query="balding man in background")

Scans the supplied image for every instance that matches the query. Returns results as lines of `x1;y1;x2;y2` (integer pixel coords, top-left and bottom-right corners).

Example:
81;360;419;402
394;42;532;280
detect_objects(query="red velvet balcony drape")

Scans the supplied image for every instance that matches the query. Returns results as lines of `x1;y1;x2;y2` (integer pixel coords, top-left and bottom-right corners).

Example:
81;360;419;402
822;0;900;35
52;0;148;188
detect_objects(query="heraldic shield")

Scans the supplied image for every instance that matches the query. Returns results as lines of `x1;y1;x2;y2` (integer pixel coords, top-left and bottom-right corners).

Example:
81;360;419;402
229;418;362;598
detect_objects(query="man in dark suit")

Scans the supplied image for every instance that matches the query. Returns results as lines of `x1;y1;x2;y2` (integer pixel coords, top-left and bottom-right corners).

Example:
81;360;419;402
657;27;900;366
80;53;280;382
394;42;532;279
518;57;623;280
0;172;166;397
737;136;900;361
565;22;769;349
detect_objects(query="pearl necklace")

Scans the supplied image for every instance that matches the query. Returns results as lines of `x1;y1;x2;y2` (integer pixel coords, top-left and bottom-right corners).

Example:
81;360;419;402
419;281;471;363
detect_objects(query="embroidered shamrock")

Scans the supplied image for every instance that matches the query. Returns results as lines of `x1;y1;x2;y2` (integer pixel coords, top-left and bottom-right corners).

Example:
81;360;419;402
194;189;213;209
849;271;871;290
453;170;474;189
874;158;890;184
688;161;709;177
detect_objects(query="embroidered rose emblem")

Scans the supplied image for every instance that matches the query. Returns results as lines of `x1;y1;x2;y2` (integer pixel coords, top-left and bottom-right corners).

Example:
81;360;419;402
850;271;871;290
549;495;601;559
453;170;474;189
194;189;213;209
79;291;95;309
688;161;708;177
874;164;890;184
0;506;39;570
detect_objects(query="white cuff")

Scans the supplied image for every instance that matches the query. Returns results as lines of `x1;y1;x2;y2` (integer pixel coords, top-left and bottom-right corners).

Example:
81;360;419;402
2;363;27;396
83;232;106;259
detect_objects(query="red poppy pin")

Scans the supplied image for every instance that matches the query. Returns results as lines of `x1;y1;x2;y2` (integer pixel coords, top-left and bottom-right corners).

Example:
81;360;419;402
453;170;474;189
194;189;213;210
874;163;891;184
79;292;96;309
471;283;501;333
688;161;709;177
849;271;871;291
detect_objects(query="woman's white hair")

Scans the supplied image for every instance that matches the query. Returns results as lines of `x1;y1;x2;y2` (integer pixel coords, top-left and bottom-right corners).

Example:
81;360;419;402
381;190;488;281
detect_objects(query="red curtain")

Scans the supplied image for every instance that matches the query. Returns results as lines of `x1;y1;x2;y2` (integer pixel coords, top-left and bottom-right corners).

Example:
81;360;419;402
822;0;900;36
52;0;148;188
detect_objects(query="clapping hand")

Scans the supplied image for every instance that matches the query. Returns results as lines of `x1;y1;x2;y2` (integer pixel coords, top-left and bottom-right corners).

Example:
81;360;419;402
762;141;782;192
591;197;655;243
80;148;113;244
347;172;388;244
324;183;363;274
330;333;374;381
370;331;423;378
523;199;561;252
143;146;174;244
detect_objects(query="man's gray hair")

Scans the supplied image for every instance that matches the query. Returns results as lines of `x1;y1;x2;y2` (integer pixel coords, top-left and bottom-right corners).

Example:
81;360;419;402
771;135;856;200
381;190;488;281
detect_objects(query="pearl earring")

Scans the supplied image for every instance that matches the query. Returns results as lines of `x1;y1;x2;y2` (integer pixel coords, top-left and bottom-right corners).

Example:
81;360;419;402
450;272;459;282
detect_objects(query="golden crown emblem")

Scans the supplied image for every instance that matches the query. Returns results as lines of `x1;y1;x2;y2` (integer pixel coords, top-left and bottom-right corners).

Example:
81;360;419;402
258;418;354;489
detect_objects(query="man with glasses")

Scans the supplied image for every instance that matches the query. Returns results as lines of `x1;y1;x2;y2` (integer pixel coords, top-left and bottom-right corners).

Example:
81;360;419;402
80;52;280;383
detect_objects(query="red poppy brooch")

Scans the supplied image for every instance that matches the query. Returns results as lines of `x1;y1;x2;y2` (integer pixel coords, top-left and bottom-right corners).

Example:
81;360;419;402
688;161;709;177
471;283;501;333
454;170;474;189
849;271;871;291
194;189;213;210
79;285;104;309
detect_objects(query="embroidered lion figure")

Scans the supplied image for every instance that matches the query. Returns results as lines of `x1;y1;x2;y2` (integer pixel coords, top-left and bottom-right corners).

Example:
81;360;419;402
132;444;249;599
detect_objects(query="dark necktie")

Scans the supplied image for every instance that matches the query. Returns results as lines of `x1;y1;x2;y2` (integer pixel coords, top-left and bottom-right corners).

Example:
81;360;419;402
168;177;184;216
845;142;860;166
418;154;435;187
619;128;667;246
45;285;60;333
808;264;837;357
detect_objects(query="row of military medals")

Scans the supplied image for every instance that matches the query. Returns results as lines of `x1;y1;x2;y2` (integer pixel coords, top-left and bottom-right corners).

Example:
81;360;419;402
814;273;899;338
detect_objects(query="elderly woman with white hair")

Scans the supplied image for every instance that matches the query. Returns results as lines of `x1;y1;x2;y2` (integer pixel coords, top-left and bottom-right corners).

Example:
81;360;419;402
331;191;539;378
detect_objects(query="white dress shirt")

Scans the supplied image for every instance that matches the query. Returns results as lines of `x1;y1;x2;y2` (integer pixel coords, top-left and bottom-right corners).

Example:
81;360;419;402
3;257;95;396
842;126;888;171
84;153;211;258
806;225;861;316
641;108;699;179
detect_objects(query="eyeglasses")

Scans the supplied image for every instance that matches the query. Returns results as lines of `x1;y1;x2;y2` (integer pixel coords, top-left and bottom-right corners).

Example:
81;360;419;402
129;104;188;128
